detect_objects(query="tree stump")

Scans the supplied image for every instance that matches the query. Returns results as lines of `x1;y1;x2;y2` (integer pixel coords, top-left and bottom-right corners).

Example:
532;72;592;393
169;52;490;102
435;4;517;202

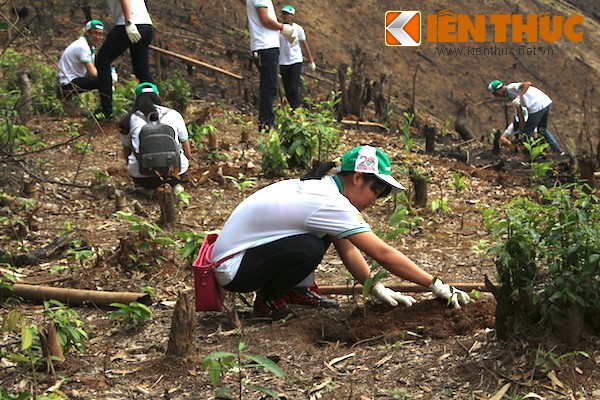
338;47;369;120
115;188;127;211
156;184;177;226
16;72;32;125
423;124;436;153
454;99;475;141
410;172;428;208
39;321;65;368
492;129;501;155
166;292;197;359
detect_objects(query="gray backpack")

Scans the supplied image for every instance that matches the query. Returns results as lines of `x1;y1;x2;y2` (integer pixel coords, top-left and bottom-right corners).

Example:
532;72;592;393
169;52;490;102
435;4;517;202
135;110;181;177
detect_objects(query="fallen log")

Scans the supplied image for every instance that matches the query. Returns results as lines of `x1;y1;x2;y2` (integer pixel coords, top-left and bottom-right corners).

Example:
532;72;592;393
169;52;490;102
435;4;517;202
341;119;388;131
149;44;243;80
318;282;488;295
2;284;152;307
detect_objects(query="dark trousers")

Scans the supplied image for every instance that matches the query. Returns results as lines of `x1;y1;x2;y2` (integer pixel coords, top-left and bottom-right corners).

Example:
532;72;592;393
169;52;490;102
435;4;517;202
522;104;561;152
253;47;279;129
224;234;331;300
95;24;154;115
133;172;186;190
60;76;100;96
280;62;302;109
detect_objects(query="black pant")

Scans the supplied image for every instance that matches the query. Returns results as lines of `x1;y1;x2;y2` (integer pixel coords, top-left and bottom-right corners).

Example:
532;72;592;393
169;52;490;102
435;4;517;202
60;76;100;97
95;24;154;115
132;172;186;190
280;62;302;109
224;234;331;300
253;47;279;129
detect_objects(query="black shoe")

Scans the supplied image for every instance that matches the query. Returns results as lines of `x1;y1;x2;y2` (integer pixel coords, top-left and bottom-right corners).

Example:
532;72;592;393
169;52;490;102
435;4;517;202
88;108;112;122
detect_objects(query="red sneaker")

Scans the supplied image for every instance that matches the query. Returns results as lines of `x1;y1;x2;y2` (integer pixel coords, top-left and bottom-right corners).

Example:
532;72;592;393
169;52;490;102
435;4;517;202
287;284;339;308
253;292;291;320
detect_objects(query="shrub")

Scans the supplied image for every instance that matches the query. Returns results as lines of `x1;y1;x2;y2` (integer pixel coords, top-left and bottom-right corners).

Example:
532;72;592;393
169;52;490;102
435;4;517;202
483;184;600;341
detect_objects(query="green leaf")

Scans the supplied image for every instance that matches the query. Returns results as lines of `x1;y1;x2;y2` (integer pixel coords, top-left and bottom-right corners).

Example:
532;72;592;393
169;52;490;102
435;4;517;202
244;354;286;379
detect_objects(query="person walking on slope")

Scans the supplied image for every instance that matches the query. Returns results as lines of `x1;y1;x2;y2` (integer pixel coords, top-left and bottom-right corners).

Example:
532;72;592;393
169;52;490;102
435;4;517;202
57;20;105;97
278;4;316;109
209;145;471;320
488;79;564;155
95;0;154;121
246;0;298;131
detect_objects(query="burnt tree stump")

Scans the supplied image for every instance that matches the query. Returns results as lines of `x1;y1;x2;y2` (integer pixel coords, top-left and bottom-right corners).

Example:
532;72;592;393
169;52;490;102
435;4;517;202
454;99;475;141
338;47;369;120
492;129;501;155
423;124;436;153
166;292;197;359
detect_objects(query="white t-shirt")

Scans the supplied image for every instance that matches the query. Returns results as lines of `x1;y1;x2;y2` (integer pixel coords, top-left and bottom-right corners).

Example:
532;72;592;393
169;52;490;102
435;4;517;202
246;0;280;51
505;83;552;113
121;105;190;178
106;0;152;25
57;36;94;85
212;176;371;285
279;23;306;65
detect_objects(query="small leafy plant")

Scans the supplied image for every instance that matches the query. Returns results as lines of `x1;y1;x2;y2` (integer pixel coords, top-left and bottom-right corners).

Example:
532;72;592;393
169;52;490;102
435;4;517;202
109;301;153;327
201;341;286;399
399;112;415;152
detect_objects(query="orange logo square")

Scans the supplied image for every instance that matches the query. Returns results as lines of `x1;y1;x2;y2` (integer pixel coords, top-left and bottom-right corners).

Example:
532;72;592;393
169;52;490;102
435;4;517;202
385;11;421;46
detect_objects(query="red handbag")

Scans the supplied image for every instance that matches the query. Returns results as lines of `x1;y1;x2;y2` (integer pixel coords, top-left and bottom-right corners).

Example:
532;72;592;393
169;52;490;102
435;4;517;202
193;233;226;311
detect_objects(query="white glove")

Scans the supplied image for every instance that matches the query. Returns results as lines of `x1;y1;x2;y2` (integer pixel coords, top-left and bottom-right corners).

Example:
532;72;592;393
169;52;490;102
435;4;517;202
511;97;521;107
280;24;299;47
429;277;471;308
308;61;316;72
125;23;142;44
371;282;417;307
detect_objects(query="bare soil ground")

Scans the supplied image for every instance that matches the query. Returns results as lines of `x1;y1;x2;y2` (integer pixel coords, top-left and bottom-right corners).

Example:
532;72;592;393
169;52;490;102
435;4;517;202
2;0;600;399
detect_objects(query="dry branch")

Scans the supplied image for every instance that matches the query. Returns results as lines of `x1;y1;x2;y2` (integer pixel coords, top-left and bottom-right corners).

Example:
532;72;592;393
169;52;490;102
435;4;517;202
2;284;152;307
149;44;242;80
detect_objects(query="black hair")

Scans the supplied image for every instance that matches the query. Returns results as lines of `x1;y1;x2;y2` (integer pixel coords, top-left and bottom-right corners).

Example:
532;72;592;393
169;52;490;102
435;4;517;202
119;92;163;135
300;160;338;180
300;161;392;198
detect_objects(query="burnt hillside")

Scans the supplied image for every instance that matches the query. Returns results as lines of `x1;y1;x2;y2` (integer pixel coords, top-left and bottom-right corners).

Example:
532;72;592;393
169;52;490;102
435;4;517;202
7;0;600;148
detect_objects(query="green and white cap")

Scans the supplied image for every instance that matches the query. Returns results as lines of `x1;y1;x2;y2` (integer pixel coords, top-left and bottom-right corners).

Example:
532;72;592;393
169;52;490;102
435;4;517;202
338;145;405;193
281;5;295;14
85;19;104;31
488;79;503;93
134;82;160;98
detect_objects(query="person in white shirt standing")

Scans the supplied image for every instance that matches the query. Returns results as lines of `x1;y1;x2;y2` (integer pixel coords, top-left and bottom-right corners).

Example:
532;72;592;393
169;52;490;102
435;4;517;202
57;20;105;97
95;0;154;121
278;4;316;109
246;0;298;131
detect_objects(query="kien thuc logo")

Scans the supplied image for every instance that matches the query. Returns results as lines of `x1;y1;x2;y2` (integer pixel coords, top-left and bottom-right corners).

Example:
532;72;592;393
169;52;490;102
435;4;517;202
385;11;421;47
386;10;584;46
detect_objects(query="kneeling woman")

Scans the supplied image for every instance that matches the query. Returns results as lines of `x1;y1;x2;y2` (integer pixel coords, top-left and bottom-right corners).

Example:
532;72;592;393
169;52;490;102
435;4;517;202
211;145;471;320
119;82;192;196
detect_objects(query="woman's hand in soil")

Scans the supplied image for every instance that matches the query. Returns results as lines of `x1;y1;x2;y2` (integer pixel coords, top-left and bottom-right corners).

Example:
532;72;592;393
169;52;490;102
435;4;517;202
371;283;417;307
429;277;472;308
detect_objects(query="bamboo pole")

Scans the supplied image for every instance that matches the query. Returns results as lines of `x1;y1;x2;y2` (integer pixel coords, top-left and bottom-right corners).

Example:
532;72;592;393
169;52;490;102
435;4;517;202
4;284;152;307
149;44;243;80
318;282;488;295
